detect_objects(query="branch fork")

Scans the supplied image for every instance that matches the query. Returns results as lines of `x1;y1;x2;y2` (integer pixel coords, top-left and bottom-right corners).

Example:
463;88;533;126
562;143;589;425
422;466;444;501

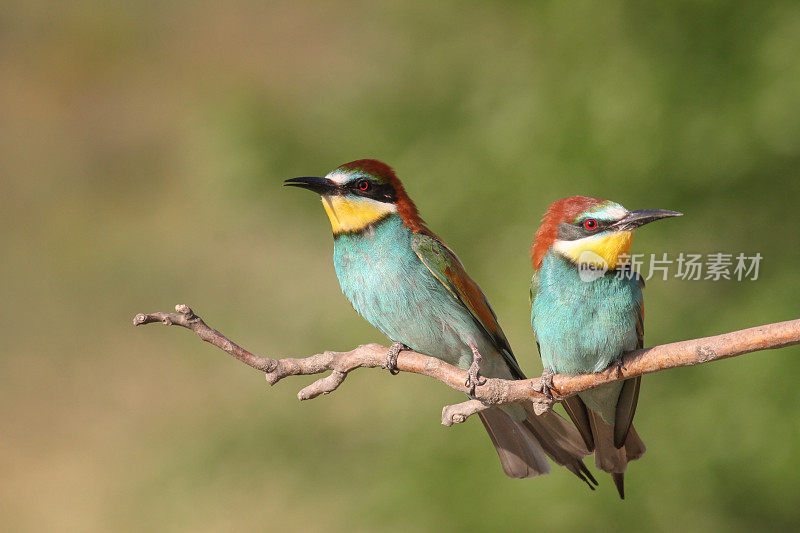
134;305;800;425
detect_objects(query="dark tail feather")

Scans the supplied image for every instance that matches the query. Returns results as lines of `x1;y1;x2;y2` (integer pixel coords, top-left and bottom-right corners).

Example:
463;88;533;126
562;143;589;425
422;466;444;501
520;407;598;489
478;408;550;478
587;411;646;499
522;407;597;490
624;426;646;463
562;395;595;452
478;406;596;489
612;473;625;499
614;377;641;448
478;407;597;488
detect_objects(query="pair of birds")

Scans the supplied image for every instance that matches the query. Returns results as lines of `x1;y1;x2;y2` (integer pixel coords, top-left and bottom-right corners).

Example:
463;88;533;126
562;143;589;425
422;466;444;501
285;160;681;499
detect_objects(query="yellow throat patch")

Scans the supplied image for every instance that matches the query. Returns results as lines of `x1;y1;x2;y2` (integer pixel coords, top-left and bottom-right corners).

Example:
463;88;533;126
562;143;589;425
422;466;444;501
321;195;396;234
554;231;634;270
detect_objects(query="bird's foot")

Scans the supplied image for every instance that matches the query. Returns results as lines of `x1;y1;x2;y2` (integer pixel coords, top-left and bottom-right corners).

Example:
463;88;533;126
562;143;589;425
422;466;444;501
383;342;407;375
465;343;487;394
614;358;627;379
532;368;557;399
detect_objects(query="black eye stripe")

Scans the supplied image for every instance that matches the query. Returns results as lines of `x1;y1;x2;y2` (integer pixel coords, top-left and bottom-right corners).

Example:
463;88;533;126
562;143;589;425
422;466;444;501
577;217;607;232
557;222;583;241
348;179;396;203
557;219;610;240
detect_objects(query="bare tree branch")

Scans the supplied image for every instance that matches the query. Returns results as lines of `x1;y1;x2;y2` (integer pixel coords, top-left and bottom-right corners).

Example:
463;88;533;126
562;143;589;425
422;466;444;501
441;399;492;426
134;305;800;424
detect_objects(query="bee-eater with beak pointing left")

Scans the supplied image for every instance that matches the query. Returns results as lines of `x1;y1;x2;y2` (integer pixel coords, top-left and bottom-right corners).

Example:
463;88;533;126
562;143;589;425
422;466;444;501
286;160;595;486
530;196;682;498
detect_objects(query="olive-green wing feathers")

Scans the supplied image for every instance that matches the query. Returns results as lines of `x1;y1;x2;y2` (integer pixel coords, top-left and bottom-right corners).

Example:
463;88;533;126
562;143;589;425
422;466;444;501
411;232;525;379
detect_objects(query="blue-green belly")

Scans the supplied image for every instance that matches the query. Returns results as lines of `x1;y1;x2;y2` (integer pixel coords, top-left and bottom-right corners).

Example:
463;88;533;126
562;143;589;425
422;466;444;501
532;253;642;422
333;216;513;380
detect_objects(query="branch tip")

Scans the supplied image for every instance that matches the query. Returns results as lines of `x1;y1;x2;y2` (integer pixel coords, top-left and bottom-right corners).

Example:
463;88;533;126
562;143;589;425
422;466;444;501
441;399;491;426
175;304;195;318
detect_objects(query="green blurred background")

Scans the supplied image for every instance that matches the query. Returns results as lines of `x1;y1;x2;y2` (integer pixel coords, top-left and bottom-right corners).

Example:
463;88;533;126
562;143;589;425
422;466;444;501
2;1;799;531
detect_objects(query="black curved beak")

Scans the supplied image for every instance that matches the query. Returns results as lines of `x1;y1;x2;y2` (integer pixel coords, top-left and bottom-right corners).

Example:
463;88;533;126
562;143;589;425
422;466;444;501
283;177;338;195
610;209;683;231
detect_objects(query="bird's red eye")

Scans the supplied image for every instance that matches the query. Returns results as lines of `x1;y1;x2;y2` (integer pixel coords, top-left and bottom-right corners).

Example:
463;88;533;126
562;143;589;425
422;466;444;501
583;219;598;230
358;180;370;191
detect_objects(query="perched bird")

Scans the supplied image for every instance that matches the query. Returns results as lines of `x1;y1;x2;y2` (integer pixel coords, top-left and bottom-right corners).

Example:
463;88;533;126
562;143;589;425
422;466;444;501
530;196;682;498
286;159;595;485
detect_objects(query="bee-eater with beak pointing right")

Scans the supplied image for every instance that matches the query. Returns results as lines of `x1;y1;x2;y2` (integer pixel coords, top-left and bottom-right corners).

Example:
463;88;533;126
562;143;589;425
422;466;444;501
286;160;595;486
530;196;682;498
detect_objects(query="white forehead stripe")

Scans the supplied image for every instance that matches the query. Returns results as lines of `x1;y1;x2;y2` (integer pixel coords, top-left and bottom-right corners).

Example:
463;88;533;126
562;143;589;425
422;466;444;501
605;205;628;219
583;202;628;221
325;170;351;185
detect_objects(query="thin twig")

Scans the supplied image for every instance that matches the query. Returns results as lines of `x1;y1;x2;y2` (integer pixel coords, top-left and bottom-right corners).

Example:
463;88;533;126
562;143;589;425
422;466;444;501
134;305;800;423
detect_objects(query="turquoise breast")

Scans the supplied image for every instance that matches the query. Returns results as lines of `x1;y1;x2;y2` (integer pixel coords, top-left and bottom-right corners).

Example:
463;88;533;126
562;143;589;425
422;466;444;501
531;252;642;421
532;252;641;374
333;214;507;376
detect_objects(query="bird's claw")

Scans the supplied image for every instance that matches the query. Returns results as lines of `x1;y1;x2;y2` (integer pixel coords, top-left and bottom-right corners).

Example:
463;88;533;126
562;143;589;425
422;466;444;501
464;361;486;395
614;358;627;379
533;368;557;400
383;342;407;375
465;343;486;394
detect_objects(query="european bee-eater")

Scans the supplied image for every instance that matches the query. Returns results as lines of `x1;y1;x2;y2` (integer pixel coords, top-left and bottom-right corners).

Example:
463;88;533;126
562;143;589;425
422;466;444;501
530;196;681;498
286;160;595;485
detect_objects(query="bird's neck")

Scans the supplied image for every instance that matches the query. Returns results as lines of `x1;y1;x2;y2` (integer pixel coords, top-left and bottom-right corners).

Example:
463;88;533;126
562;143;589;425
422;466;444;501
539;248;628;289
332;211;410;242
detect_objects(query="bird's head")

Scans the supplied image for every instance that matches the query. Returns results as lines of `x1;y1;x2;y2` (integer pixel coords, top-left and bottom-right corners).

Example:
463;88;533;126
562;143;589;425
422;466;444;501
531;196;682;270
284;159;426;235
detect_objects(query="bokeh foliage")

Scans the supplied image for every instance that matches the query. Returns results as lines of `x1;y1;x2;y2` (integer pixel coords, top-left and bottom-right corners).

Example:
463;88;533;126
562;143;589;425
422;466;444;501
1;1;799;531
